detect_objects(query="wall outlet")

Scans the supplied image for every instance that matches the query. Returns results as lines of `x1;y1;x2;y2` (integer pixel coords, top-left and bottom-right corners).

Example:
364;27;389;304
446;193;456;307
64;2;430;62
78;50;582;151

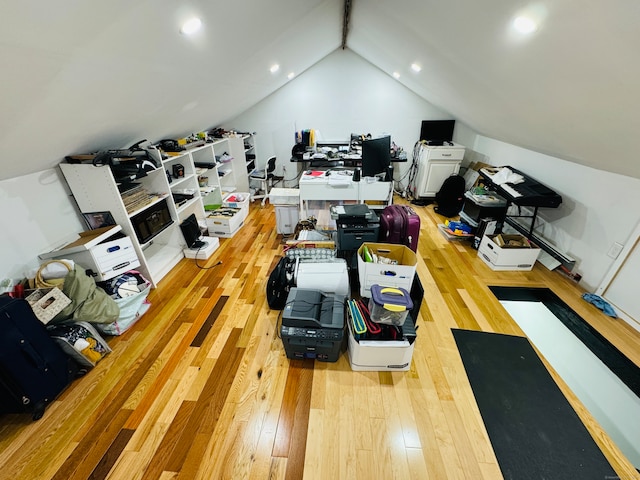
607;242;624;259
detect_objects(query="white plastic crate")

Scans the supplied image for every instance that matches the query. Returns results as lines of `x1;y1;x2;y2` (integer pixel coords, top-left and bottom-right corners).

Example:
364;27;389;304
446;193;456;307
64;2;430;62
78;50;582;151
222;192;250;209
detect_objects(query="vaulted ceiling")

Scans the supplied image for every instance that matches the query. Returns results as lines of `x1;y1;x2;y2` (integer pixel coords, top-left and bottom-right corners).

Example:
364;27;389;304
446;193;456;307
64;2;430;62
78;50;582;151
2;0;639;181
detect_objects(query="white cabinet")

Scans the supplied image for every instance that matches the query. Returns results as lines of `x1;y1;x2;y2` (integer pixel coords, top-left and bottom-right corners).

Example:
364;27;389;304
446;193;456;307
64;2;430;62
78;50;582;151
413;143;465;197
59;143;233;286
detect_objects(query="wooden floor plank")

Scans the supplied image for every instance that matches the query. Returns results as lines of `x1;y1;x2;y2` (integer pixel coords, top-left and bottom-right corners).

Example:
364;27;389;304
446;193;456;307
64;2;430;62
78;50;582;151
1;198;639;480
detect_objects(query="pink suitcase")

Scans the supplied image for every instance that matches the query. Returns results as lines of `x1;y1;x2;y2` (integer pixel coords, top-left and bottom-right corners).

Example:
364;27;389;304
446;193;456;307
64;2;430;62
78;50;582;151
379;205;420;252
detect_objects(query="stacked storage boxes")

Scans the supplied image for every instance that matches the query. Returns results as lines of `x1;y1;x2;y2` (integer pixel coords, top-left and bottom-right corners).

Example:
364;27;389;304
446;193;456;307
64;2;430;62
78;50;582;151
38;226;140;282
348;242;419;371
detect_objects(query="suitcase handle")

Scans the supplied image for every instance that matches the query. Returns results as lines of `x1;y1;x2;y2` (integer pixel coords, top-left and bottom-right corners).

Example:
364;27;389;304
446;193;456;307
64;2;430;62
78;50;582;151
19;339;48;372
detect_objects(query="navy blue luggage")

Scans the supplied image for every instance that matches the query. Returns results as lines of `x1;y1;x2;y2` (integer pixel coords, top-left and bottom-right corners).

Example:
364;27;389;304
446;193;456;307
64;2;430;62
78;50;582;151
379;204;421;252
0;296;79;420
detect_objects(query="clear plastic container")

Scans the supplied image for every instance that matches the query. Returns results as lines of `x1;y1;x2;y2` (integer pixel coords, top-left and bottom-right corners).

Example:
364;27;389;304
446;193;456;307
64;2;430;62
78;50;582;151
368;285;413;326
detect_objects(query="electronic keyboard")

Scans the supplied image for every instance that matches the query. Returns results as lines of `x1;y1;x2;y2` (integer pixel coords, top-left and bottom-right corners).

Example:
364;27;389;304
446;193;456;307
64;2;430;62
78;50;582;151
480;166;562;208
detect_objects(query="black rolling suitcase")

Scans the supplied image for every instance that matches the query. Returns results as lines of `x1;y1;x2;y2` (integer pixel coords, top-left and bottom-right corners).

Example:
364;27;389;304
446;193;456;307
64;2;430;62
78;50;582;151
0;296;79;420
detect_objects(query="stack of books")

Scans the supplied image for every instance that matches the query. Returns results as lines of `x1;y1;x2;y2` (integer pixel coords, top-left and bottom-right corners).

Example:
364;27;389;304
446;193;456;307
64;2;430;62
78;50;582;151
120;184;157;214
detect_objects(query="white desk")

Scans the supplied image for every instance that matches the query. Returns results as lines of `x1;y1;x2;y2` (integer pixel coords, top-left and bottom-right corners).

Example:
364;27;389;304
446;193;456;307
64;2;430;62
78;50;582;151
298;171;392;218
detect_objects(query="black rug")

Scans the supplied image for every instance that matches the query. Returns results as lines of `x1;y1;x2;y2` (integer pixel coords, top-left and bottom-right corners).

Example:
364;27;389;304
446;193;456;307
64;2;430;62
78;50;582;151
452;329;616;480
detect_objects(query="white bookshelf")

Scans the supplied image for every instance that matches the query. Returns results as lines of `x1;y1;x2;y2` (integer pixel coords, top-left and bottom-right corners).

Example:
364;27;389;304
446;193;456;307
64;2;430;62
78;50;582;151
59;140;248;286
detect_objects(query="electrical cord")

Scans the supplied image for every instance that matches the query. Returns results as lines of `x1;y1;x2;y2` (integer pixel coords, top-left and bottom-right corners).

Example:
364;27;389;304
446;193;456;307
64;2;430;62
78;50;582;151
196;258;222;269
189;242;223;269
404;141;424;200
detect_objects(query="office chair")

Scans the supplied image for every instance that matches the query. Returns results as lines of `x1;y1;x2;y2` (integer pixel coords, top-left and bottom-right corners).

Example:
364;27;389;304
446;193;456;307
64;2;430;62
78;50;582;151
250;156;282;205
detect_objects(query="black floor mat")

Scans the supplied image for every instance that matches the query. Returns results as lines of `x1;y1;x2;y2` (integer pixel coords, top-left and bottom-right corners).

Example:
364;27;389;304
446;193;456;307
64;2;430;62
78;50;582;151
452;329;616;480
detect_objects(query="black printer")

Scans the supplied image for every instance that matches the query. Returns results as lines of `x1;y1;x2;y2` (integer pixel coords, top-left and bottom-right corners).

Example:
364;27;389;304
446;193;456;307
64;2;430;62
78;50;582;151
280;288;346;362
332;204;380;253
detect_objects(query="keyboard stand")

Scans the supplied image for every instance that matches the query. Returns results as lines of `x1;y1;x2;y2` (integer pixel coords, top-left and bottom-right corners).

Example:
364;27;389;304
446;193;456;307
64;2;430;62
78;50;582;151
479;167;575;270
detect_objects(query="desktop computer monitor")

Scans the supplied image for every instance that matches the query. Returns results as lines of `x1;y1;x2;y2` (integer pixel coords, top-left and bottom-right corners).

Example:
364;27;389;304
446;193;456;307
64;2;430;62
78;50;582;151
361;135;391;178
180;213;205;249
420;120;455;144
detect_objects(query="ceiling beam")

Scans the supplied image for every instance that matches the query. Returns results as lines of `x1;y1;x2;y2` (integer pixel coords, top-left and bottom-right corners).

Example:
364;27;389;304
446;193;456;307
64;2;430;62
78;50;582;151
342;0;352;49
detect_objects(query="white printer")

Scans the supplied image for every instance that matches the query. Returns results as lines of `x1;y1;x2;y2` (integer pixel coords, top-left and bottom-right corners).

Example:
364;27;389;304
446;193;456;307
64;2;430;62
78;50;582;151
294;258;350;297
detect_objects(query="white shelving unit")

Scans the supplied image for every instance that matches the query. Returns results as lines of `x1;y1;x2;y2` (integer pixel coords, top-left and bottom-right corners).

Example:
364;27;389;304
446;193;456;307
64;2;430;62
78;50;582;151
210;137;250;196
243;133;264;196
59;140;249;287
243;133;257;176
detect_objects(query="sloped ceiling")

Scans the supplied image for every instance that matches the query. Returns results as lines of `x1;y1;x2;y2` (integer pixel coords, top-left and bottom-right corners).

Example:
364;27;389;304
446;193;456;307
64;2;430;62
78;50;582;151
1;0;639;181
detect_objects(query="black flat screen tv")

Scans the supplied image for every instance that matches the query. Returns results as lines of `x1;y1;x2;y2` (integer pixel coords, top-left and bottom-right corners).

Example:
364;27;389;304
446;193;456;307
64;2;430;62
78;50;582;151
361;135;391;178
419;120;455;144
179;213;205;249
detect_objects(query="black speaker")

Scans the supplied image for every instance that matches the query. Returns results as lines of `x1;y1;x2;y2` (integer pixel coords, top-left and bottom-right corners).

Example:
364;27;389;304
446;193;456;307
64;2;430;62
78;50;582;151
353;168;361;182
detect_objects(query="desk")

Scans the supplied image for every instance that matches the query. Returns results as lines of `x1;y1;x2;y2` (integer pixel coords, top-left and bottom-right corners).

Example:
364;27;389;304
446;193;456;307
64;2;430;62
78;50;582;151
298;171;392;218
290;155;407;169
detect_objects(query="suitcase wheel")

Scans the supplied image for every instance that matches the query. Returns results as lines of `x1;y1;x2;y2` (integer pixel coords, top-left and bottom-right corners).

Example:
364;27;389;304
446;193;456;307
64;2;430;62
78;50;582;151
32;401;46;421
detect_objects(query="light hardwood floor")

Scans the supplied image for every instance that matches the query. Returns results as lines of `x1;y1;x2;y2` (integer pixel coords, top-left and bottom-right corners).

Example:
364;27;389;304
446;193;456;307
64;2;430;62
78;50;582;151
1;198;639;480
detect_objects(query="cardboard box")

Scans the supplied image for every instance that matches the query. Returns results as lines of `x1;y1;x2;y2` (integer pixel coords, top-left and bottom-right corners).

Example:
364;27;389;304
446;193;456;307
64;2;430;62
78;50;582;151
357;243;417;298
39;226;139;281
39;226;122;257
478;234;541;271
206;207;247;238
347;314;416;371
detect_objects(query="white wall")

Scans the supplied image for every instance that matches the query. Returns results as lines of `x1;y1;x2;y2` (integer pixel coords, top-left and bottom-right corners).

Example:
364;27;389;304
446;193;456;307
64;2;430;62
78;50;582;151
225;48;449;187
0;169;84;281
227;48;640;291
457;129;640;291
3;47;638;293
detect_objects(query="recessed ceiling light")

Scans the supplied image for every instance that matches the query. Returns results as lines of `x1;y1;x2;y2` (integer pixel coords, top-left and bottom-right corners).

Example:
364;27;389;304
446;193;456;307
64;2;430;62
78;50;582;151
513;16;537;34
393;72;400;79
180;17;202;35
270;64;280;74
410;63;421;73
287;72;295;80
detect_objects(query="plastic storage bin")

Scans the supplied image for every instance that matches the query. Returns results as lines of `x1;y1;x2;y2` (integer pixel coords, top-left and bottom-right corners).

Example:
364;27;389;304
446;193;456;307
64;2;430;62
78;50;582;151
269;188;300;205
368;285;413;326
222;192;250;209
